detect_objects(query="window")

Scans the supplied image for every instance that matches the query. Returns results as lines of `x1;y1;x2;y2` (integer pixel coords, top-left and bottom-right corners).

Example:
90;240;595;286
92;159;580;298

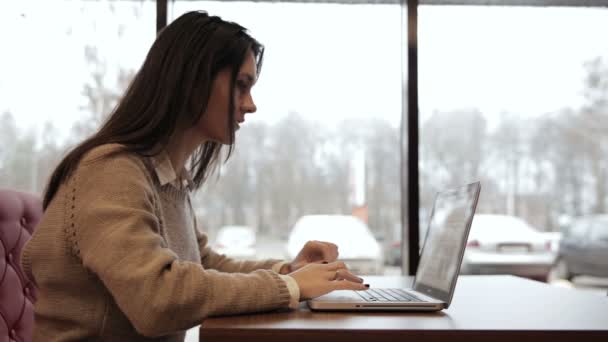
170;1;402;274
420;4;608;283
3;0;607;292
0;0;155;192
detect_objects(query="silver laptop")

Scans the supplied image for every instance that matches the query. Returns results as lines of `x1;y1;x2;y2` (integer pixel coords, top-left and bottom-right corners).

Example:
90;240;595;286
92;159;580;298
308;181;481;311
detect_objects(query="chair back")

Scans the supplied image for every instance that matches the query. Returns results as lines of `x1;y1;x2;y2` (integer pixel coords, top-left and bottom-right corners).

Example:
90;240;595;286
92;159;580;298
0;190;41;342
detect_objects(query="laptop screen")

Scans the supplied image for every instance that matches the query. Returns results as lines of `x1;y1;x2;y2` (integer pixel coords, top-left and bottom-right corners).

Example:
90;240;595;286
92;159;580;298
413;182;480;306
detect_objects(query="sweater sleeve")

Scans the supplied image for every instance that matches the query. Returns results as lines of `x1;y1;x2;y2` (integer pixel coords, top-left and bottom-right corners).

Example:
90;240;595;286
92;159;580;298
71;152;291;337
195;228;284;273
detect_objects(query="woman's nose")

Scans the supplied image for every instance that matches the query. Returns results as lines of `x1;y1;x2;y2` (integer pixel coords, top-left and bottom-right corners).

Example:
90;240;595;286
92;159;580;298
243;94;257;114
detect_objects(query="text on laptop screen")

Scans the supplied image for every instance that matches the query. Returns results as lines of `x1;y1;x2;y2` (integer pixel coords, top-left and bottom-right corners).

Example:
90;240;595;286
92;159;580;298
415;185;478;294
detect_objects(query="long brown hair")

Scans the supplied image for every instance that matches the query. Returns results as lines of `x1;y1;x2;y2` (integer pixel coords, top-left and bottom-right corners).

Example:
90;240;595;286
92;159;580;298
43;11;264;210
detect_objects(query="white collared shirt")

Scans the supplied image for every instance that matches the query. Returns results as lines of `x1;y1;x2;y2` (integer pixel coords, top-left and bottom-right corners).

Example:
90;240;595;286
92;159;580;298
150;149;194;189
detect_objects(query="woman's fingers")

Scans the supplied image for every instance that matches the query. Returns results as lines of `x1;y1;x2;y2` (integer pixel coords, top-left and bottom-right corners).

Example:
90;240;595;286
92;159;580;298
318;241;339;261
306;240;339;262
334;269;364;283
321;261;347;280
332;279;368;291
323;261;347;271
290;262;368;299
321;261;364;283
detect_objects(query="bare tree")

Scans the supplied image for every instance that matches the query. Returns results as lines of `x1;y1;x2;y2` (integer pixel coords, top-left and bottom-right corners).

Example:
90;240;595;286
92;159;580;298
71;2;140;142
421;108;487;191
581;57;608;213
73;45;134;141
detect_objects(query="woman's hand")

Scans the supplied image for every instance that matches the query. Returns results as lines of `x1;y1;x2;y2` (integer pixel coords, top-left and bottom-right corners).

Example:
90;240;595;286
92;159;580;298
288;261;368;300
283;240;339;273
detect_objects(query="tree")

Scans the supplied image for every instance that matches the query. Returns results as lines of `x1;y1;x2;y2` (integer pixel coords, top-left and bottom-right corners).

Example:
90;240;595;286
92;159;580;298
581;57;608;213
70;2;141;142
421;108;487;192
0;111;18;173
336;118;400;242
72;45;134;141
35;121;65;193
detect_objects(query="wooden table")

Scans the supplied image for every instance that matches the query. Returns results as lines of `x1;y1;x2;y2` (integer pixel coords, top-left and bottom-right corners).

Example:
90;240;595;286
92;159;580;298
199;275;608;342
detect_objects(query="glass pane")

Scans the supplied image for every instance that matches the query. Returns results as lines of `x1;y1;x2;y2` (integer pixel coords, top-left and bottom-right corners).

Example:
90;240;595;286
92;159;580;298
170;1;402;275
0;0;155;192
420;6;608;293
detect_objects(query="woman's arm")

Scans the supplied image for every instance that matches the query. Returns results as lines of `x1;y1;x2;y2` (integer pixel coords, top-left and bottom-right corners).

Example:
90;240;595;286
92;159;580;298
72;151;291;337
195;230;287;273
187;196;290;274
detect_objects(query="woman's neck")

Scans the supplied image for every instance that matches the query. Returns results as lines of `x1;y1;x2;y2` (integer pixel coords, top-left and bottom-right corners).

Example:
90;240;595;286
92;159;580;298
166;128;207;174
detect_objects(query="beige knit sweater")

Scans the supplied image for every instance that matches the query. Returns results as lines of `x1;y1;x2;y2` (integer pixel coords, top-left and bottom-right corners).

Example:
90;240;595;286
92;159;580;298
21;144;292;341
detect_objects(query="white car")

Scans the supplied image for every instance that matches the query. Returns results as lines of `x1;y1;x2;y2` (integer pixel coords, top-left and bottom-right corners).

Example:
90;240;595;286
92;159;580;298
213;225;257;259
461;214;557;281
286;215;383;275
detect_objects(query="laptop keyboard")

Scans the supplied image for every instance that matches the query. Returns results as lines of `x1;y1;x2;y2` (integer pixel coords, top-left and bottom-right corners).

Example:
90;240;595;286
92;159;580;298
356;288;425;302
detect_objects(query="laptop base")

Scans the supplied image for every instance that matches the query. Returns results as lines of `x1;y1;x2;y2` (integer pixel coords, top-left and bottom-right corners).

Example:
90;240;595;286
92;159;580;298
307;289;444;311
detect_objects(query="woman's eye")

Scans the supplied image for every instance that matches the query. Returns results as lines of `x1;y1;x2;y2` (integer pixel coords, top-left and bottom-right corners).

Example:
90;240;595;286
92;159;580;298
237;81;248;91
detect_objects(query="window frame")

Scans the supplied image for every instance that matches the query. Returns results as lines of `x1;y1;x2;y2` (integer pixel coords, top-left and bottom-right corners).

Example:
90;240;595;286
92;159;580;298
162;0;608;5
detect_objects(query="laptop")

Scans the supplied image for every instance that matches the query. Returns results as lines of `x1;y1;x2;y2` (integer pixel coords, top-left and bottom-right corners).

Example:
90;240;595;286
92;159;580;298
307;181;481;311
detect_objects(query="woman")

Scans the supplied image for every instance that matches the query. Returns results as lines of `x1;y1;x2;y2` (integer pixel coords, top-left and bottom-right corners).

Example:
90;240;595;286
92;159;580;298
21;11;367;341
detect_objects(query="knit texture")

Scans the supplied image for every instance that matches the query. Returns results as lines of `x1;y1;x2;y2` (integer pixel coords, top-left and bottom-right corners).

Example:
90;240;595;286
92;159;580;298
21;144;291;341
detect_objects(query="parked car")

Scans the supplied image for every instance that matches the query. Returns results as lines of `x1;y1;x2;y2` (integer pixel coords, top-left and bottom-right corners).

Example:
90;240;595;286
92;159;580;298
549;215;608;281
286;215;383;275
461;214;557;281
213;225;257;259
541;232;563;254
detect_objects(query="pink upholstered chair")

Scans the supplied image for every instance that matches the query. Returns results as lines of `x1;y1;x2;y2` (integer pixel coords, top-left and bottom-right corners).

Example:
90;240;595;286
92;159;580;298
0;189;41;342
